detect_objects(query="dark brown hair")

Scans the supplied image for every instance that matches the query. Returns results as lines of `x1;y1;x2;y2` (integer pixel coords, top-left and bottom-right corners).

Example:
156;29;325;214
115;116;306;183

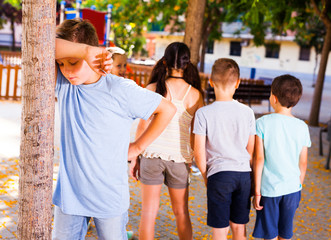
211;58;240;85
149;42;203;97
56;18;99;47
271;74;302;108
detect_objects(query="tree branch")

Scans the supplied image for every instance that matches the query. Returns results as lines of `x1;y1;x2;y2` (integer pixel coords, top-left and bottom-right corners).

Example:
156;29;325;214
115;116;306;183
311;0;331;27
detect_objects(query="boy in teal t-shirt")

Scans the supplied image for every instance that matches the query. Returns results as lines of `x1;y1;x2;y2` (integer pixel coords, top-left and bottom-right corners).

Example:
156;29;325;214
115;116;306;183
253;74;311;240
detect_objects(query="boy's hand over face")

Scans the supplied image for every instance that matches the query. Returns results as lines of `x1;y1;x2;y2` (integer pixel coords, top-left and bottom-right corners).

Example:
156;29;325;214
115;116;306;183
85;46;113;76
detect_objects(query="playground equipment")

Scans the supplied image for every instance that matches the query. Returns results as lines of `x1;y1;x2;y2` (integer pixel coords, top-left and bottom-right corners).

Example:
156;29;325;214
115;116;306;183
60;1;114;47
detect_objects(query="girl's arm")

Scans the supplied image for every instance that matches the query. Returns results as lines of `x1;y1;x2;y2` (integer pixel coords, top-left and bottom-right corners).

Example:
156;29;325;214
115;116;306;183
194;134;207;186
299;146;308;185
253;135;264;210
55;38;112;76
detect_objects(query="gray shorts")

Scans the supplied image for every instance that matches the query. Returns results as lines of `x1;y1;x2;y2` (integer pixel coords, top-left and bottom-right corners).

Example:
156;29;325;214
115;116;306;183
139;156;190;189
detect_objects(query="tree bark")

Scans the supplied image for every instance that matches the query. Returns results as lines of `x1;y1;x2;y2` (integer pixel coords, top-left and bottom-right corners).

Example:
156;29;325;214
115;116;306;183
308;26;331;126
18;0;56;239
184;0;206;66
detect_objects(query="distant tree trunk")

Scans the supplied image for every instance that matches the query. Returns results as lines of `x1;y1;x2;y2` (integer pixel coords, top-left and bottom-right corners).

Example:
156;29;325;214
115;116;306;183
309;0;331;126
309;26;331;126
18;0;56;239
184;0;206;66
10;17;15;51
312;47;319;87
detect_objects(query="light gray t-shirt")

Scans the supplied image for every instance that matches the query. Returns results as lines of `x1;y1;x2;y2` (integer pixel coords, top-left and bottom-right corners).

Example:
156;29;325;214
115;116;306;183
193;100;256;178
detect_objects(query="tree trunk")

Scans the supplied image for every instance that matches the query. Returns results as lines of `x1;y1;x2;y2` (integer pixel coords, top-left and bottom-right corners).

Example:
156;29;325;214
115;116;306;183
10;17;15;51
308;26;331;126
18;0;56;239
184;0;206;66
200;35;207;72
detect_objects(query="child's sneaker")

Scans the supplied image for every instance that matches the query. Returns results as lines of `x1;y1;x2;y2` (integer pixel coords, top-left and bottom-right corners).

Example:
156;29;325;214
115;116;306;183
127;230;134;240
191;165;201;176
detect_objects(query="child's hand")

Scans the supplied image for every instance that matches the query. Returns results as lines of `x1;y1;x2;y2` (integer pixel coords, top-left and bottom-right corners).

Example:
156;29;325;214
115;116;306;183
253;195;263;210
85;46;113;76
129;157;140;181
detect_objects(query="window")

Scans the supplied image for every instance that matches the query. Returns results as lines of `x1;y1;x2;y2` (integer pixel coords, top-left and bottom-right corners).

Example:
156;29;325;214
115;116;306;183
206;40;214;54
299;46;310;61
265;44;280;58
230;41;242;56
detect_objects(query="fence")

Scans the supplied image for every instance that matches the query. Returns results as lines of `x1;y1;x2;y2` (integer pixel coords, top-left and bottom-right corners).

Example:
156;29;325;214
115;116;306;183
0;51;22;66
0;64;21;100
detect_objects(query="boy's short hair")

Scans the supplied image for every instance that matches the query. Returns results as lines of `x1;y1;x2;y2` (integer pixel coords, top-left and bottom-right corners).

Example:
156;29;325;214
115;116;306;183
211;58;240;85
56;18;99;47
271;74;302;108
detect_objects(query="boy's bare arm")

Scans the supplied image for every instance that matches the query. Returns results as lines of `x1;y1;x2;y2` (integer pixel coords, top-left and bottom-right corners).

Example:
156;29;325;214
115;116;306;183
194;134;207;186
299;146;308;185
246;135;255;167
128;98;176;162
253;135;264;210
55;38;112;75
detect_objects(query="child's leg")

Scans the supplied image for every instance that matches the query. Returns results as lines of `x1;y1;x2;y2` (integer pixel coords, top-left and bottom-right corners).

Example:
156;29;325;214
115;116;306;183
278;191;301;240
229;221;246;240
229;172;251;240
138;157;165;240
166;161;192;240
138;183;162;240
52;205;90;240
93;211;128;240
168;187;193;240
212;226;230;240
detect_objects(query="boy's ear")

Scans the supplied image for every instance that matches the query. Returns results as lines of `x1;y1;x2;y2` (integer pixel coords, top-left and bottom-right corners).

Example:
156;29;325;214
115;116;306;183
270;93;278;104
209;78;214;88
235;78;241;89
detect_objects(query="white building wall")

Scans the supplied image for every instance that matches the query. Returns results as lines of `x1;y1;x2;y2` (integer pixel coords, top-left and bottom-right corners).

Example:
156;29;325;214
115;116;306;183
203;38;331;76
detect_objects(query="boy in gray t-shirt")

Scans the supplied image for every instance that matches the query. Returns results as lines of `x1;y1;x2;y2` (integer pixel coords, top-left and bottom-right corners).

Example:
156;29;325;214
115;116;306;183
193;58;255;239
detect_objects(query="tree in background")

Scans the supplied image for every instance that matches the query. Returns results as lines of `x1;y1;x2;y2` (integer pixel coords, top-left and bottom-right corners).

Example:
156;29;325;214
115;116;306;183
0;0;22;51
291;12;325;87
308;0;331;126
183;0;206;66
18;0;56;239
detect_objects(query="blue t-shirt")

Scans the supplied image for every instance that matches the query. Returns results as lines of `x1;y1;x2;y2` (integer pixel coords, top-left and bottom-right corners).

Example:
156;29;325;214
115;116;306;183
53;70;162;217
256;113;311;197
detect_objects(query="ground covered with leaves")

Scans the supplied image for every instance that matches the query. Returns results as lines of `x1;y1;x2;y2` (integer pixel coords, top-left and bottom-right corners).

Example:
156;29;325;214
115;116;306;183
0;127;330;239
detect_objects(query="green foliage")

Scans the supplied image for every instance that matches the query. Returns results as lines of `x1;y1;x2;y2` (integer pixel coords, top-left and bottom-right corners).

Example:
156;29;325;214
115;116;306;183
82;0;152;55
0;0;22;29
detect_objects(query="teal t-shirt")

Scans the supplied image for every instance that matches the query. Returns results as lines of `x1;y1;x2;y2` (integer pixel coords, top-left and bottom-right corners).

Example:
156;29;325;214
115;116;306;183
53;70;162;218
256;113;311;197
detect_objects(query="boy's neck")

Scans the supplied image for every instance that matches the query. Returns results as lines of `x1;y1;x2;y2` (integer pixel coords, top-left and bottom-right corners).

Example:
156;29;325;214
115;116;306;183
274;105;294;117
83;73;102;85
214;87;235;102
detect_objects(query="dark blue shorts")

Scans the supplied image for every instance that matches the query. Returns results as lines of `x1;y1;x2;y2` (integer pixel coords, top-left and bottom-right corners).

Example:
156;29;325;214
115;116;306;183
253;191;301;239
207;171;251;228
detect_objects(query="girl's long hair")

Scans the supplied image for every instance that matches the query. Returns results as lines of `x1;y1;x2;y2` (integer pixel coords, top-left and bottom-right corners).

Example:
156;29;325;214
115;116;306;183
149;42;203;97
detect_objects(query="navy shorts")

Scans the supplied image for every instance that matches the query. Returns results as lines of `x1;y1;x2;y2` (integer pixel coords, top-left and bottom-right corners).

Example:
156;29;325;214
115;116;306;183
253;191;301;239
207;171;251;228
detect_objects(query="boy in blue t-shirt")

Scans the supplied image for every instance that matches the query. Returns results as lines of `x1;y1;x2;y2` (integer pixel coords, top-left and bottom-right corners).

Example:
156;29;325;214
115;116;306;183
194;58;255;239
53;19;176;240
253;74;311;240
